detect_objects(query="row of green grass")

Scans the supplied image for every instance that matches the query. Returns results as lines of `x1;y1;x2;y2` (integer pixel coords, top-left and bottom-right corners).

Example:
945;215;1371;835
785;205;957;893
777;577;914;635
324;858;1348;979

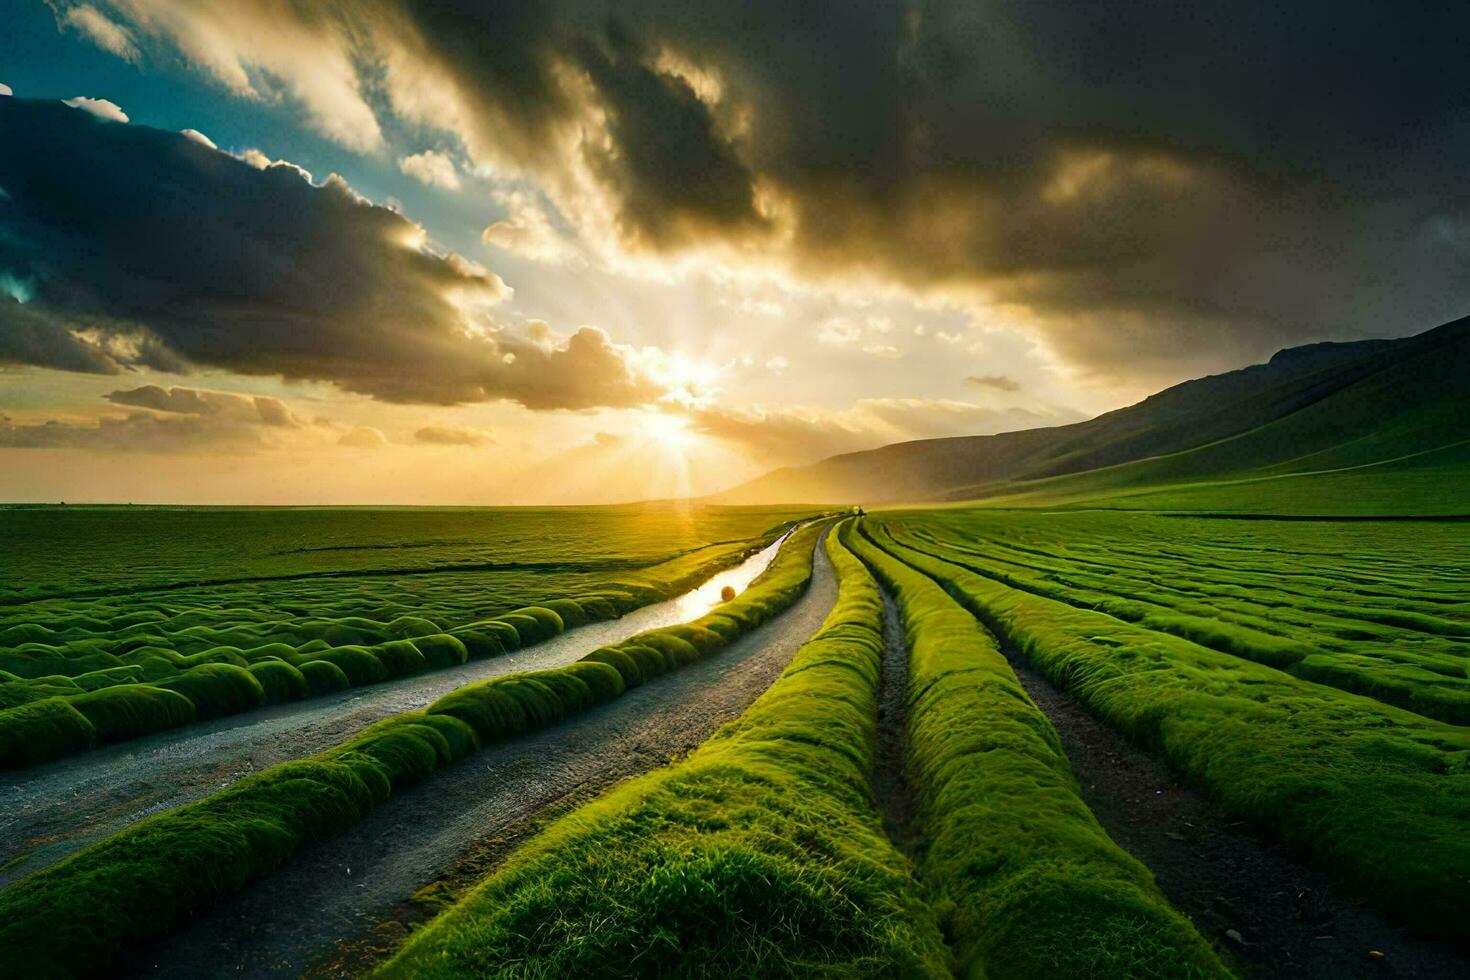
846;522;1228;978
380;523;950;978
0;528;804;770
0;523;826;978
891;521;1470;724
865;518;1470;942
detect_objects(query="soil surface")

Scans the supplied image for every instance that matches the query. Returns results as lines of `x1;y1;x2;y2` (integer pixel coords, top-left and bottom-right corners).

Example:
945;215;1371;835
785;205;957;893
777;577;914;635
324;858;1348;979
872;587;915;851
119;532;838;979
1003;647;1470;980
0;535;790;888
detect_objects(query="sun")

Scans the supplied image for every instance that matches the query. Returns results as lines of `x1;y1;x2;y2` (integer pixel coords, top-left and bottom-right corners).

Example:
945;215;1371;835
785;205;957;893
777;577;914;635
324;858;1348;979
654;353;722;406
640;412;697;451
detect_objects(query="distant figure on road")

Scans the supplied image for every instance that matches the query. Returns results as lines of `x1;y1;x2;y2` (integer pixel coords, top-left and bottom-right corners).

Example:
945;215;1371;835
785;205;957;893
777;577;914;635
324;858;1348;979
720;585;737;602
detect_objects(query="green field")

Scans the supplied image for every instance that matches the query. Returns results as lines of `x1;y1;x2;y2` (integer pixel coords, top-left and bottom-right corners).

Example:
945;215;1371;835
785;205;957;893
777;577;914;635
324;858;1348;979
0;505;812;602
885;509;1470;722
374;509;1469;976
862;509;1470;940
0;521;829;978
0;504;812;766
3;502;1468;977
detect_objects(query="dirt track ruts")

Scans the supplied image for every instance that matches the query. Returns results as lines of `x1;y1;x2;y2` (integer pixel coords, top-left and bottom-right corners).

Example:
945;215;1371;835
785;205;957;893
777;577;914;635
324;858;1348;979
872;587;914;852
120;530;838;978
1003;645;1469;979
0;534;792;888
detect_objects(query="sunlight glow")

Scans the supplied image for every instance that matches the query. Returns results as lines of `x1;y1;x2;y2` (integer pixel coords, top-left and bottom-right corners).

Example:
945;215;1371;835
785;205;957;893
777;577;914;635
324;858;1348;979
640;411;697;451
650;352;722;406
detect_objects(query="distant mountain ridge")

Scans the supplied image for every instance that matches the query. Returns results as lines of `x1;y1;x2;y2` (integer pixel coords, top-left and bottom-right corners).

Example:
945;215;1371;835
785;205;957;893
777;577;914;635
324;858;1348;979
716;316;1470;509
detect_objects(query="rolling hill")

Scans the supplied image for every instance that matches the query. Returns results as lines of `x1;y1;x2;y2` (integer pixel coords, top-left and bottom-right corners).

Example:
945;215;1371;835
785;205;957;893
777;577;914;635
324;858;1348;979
716;315;1470;514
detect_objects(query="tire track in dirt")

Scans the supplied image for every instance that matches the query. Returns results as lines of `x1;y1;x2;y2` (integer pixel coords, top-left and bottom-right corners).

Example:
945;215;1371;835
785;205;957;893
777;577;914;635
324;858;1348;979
1003;645;1468;979
872;586;915;852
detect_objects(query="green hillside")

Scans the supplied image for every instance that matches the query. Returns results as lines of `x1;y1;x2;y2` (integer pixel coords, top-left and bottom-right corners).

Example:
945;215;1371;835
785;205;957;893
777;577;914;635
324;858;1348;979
719;316;1470;515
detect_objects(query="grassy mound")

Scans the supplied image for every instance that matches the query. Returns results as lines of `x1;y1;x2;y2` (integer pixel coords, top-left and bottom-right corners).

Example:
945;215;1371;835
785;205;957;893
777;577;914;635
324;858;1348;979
299;659;352;697
154;663;265;720
295;646;388;686
0;713;473;978
887;512;1470;726
0;697;95;767
248;660;309;705
70;685;197;743
411;634;469;670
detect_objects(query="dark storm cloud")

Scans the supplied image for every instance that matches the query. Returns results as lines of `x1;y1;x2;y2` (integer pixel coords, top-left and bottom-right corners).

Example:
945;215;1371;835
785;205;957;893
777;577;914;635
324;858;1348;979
43;2;1470;378
0;96;663;408
432;1;1470;367
575;28;765;248
380;0;766;248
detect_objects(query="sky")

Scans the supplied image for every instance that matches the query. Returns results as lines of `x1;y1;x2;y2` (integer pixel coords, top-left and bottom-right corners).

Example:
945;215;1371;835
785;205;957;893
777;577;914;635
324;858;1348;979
1;1;1467;504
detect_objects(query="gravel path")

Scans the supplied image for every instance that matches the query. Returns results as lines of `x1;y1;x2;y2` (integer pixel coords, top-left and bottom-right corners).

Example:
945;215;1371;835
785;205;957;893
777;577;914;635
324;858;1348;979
0;533;793;888
121;530;838;978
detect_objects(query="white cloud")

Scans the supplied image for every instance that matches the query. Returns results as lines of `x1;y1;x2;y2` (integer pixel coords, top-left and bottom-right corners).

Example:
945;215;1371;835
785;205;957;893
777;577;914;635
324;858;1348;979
398;149;461;190
236;148;272;169
339;426;387;448
816;316;903;357
93;0;383;152
481;190;579;264
817;318;861;347
688;398;1084;466
105;385;308;427
0;385;330;453
180;128;217;149
765;355;789;373
62;97;128;123
414;424;493;446
231;148;315;184
60;5;140;62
